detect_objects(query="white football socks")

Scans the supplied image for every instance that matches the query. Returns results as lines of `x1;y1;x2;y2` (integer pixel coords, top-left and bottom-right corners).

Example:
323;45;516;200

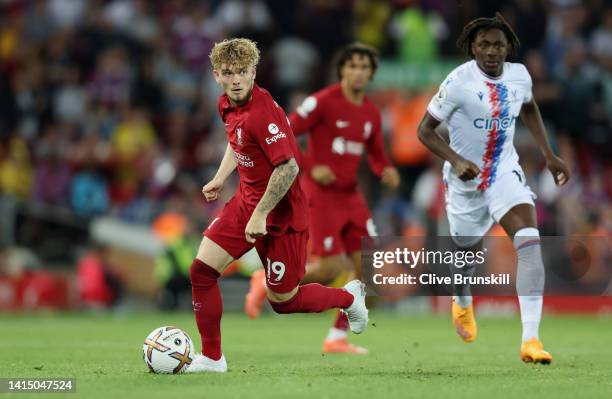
326;327;348;341
514;227;545;342
452;257;476;308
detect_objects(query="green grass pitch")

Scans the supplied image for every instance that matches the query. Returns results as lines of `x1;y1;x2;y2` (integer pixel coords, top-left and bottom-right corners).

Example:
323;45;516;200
1;311;611;399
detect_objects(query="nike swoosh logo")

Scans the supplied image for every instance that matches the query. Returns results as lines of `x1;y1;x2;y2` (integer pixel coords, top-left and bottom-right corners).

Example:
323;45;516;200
336;120;350;128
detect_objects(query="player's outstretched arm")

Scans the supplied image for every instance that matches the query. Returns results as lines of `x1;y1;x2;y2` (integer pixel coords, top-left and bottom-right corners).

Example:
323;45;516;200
417;112;480;181
202;143;237;202
520;99;570;186
245;157;300;243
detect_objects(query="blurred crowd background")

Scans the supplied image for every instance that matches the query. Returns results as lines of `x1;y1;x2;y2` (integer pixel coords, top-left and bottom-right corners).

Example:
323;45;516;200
0;0;610;310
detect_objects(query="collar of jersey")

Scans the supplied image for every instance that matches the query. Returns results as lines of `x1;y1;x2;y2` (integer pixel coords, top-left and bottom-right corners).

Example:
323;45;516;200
472;60;505;82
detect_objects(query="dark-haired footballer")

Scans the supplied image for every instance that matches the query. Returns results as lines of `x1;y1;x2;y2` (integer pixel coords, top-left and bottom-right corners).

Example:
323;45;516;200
245;43;400;355
417;13;570;364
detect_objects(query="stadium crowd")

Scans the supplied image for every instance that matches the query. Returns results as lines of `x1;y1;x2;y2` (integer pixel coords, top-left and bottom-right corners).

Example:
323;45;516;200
0;0;609;256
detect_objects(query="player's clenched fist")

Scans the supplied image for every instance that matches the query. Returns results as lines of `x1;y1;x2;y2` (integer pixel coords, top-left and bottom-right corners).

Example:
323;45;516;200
545;154;570;186
452;157;480;181
245;210;267;243
202;179;223;202
311;165;336;186
381;166;401;189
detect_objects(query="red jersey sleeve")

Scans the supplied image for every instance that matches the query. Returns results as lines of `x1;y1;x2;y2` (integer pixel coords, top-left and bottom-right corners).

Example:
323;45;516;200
251;100;296;167
288;94;324;136
366;111;391;177
289;94;326;174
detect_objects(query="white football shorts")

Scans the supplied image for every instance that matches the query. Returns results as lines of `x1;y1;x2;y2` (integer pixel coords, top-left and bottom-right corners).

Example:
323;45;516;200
443;162;536;247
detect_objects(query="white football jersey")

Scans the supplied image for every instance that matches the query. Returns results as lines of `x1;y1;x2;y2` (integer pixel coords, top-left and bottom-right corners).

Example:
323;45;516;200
427;60;533;191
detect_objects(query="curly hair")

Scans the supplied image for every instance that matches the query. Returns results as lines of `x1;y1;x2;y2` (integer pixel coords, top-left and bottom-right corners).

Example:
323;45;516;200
209;38;260;70
335;42;379;80
456;12;521;58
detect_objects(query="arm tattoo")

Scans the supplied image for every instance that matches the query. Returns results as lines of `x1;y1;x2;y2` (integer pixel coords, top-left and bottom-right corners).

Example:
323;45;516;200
255;158;299;215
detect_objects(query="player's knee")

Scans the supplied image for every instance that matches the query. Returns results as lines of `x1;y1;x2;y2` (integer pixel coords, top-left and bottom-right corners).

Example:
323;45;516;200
267;287;296;303
189;260;219;288
267;287;298;314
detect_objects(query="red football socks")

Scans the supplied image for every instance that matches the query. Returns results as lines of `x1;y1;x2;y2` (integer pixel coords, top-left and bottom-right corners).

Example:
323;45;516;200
270;283;353;314
189;259;222;361
333;309;350;331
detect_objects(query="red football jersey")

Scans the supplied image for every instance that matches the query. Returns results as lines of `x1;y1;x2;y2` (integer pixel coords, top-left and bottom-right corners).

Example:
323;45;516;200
289;83;391;192
218;85;307;235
